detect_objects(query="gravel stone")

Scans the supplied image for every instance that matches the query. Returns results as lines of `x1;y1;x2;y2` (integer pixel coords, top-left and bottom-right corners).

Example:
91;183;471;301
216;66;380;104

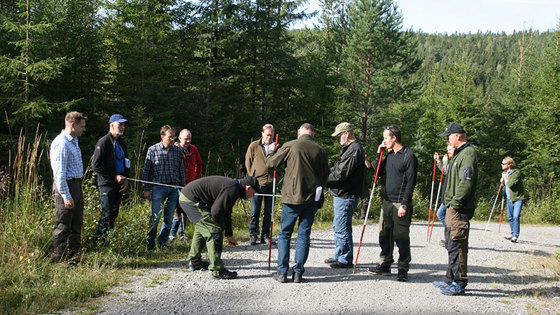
91;222;559;314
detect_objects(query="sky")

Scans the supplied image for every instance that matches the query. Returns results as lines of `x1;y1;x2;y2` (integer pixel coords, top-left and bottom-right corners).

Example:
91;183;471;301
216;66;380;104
291;0;560;34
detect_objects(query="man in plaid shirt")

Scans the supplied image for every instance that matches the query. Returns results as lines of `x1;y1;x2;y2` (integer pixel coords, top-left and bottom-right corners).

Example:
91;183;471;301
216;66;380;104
50;111;87;264
143;125;186;250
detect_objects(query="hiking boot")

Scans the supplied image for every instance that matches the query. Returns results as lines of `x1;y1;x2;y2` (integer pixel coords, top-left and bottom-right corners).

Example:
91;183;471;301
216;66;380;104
324;257;337;264
396;269;408;282
432;280;451;289
213;269;238;279
189;259;210;271
273;272;288;283
504;235;513;240
368;264;391;276
511;236;518;243
330;261;353;269
261;235;276;245
292;272;303;283
440;281;465;296
250;235;258;246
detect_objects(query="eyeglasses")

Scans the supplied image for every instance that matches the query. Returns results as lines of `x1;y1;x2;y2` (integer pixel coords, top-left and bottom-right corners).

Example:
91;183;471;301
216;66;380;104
501;162;507;165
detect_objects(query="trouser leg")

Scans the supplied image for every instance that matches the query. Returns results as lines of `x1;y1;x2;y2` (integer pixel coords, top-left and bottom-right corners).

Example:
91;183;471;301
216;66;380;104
445;206;470;288
378;199;394;267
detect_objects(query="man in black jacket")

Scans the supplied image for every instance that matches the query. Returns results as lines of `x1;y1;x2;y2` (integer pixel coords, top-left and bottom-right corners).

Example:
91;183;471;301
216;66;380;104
369;125;417;282
91;114;130;244
325;122;365;268
179;176;259;279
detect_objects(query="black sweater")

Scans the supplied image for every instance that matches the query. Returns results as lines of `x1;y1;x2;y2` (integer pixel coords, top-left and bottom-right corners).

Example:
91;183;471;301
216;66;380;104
373;146;418;205
91;132;129;186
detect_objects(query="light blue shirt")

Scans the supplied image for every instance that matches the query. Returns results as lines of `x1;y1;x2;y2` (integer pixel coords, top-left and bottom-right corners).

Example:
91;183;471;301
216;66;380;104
50;130;83;200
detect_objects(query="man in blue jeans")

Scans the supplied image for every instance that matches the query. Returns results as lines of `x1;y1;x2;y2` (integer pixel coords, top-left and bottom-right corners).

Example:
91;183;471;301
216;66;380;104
142;125;185;250
266;123;330;283
325;122;365;268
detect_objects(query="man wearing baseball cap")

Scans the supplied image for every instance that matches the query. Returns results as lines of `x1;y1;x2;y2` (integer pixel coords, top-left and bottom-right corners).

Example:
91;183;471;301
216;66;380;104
92;114;130;245
433;122;478;296
178;175;260;279
325;122;365;268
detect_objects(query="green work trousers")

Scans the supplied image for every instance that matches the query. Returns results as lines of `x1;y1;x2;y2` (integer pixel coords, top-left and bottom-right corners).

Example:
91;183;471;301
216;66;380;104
187;206;225;275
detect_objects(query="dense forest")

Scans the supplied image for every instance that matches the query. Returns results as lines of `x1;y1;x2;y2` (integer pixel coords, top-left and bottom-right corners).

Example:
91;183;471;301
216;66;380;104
1;0;559;207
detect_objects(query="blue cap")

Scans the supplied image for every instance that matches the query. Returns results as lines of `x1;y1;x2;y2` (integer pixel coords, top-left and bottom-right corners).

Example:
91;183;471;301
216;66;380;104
109;114;128;124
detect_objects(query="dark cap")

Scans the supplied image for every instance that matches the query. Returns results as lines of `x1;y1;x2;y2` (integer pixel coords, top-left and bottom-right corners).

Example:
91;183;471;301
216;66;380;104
109;114;128;124
240;176;261;193
439;122;466;137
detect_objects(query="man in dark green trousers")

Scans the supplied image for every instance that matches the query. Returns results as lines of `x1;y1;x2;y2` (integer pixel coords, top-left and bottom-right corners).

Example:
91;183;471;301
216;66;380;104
179;175;259;279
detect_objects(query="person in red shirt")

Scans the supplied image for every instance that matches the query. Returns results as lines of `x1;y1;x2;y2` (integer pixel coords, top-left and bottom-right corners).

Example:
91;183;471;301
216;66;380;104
170;129;203;241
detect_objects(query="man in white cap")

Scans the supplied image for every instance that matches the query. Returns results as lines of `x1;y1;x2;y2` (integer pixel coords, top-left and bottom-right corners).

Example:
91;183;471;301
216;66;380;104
325;122;365;268
92;113;130;244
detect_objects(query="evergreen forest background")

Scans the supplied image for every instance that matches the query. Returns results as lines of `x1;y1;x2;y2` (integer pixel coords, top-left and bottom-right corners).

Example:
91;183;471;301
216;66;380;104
1;0;560;312
1;0;559;216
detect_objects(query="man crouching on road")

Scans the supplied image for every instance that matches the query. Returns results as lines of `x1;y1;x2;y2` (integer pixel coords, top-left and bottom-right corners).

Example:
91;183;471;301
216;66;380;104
178;175;260;279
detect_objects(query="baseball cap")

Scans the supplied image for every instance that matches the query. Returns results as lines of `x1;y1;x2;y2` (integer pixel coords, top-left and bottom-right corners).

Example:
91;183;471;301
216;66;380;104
109;114;128;124
331;122;353;137
439;122;466;137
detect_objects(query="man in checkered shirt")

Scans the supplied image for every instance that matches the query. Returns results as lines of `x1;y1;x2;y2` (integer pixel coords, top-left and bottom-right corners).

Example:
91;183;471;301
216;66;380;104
50;111;87;264
142;125;186;250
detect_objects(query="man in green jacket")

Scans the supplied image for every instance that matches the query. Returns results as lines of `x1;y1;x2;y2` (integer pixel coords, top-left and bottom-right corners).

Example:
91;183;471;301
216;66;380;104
266;123;330;283
433;122;478;296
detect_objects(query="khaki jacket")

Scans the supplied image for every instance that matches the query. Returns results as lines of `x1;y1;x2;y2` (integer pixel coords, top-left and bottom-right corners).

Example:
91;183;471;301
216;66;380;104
245;139;274;187
266;134;329;205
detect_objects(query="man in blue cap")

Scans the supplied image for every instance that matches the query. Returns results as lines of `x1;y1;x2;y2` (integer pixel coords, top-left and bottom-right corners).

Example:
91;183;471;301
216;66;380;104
92;114;130;244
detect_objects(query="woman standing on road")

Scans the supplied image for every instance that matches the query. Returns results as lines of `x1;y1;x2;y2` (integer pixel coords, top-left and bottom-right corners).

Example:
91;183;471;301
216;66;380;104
501;156;525;243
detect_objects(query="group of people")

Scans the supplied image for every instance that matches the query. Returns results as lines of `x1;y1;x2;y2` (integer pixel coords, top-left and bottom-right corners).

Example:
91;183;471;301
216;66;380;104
49;112;525;294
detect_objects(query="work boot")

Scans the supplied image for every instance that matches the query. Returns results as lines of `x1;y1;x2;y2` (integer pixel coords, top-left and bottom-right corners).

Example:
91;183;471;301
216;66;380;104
189;259;210;271
324;257;337;264
261;235;276;245
396;269;408;282
213;269;238;279
368;264;391;276
440;281;465;296
250;235;258;246
330;261;353;269
273;272;288;283
292;272;303;283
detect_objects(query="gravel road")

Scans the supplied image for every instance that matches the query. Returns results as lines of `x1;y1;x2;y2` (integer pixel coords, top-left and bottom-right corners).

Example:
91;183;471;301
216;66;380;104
94;221;559;314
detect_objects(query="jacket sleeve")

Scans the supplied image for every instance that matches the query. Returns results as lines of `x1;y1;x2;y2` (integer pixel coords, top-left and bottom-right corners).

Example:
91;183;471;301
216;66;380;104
245;143;254;175
266;143;288;170
210;186;237;237
448;153;476;209
401;151;418;206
